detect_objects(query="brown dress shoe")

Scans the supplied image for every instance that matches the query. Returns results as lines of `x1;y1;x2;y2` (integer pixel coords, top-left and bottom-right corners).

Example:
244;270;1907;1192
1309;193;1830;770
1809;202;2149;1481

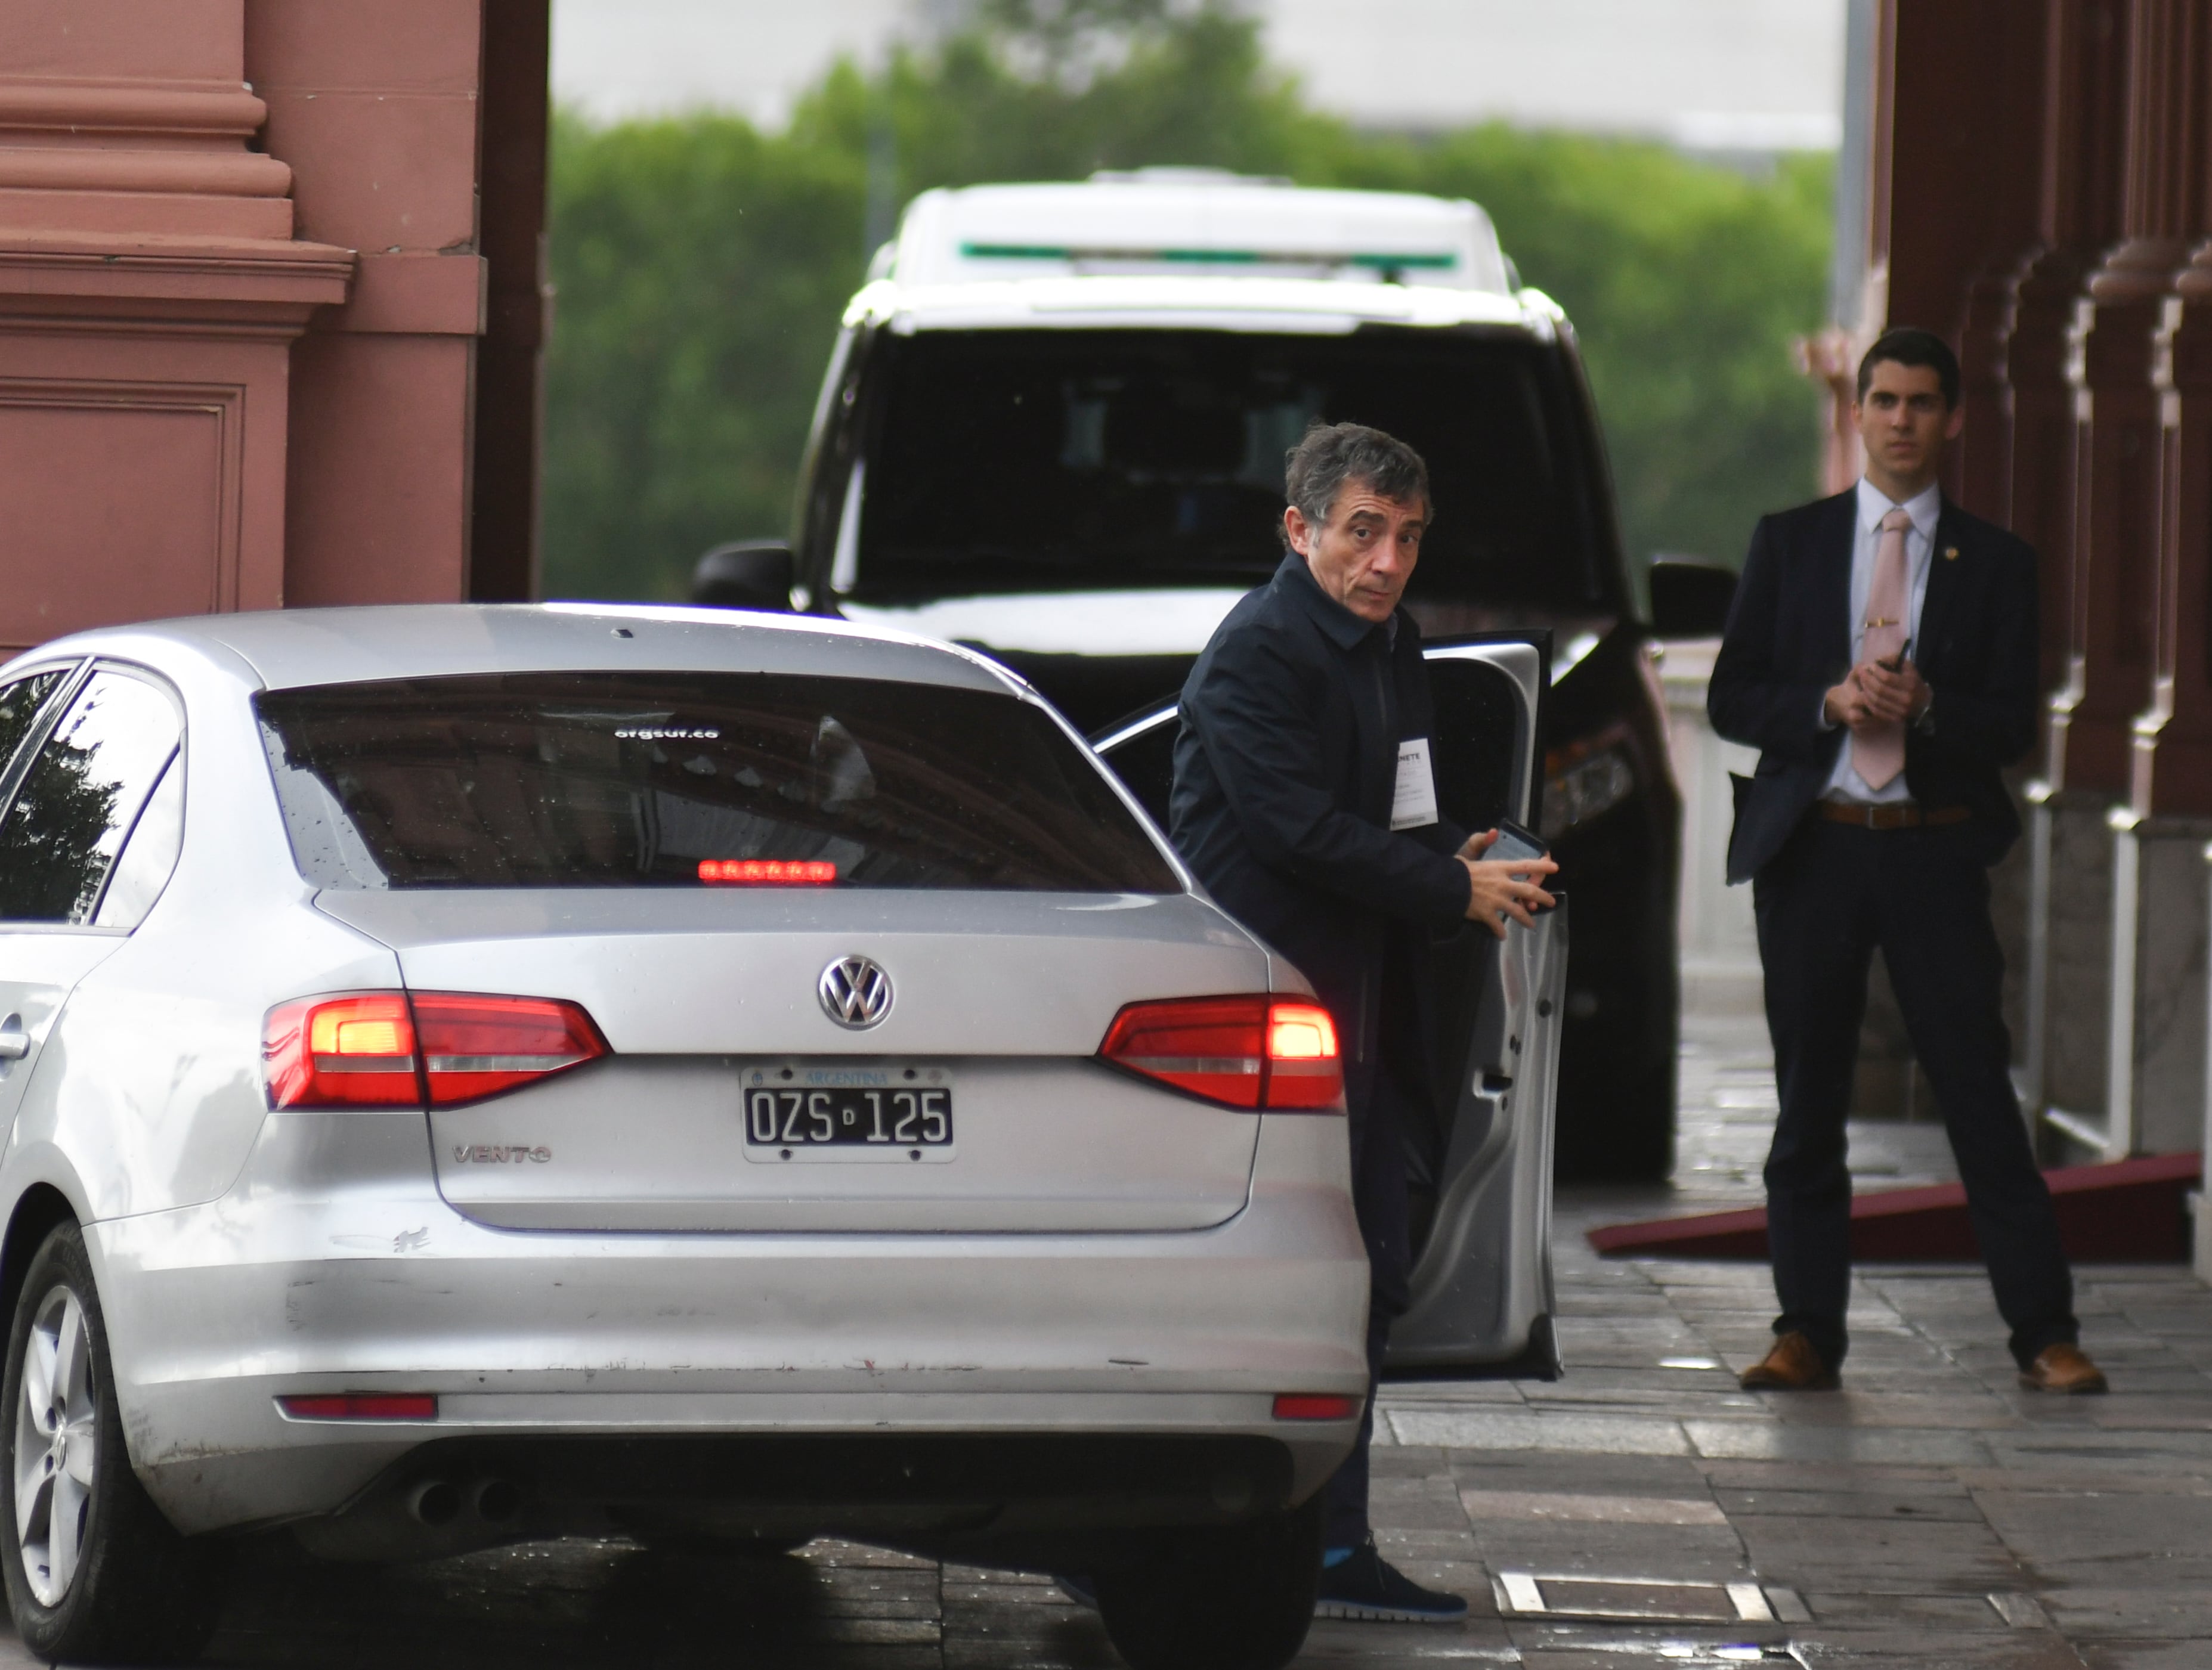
2019;1342;2108;1394
1738;1331;1839;1391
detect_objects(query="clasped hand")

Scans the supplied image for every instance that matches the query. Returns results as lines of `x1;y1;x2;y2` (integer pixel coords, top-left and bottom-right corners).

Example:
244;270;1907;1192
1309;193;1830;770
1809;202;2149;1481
1825;655;1929;730
1456;829;1559;940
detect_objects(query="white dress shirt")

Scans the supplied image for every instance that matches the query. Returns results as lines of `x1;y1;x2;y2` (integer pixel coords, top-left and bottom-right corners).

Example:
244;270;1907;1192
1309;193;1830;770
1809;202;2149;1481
1819;476;1940;803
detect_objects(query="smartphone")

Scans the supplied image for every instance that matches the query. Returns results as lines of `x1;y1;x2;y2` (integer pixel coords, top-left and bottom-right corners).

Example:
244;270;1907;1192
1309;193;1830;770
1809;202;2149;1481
1487;818;1549;869
1485;818;1556;916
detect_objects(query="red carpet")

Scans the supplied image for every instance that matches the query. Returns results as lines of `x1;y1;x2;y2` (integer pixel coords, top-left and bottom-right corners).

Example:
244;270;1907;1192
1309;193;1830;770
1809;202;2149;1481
1587;1150;2202;1263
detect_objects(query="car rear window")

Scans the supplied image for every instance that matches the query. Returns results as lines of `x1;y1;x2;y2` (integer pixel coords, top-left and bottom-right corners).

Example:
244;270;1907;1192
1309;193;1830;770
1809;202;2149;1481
255;672;1178;894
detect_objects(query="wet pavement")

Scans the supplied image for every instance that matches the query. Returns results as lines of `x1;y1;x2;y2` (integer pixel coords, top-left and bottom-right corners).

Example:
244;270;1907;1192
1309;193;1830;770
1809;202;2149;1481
5;1014;2210;1667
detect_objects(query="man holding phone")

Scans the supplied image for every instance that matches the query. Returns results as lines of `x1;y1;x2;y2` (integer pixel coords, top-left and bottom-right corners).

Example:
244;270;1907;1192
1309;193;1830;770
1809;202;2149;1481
1708;329;2103;1396
1169;422;1555;1622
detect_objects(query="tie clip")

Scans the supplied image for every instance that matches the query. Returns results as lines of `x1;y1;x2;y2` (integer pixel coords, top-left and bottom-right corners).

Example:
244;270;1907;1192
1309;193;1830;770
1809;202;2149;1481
1865;616;1899;628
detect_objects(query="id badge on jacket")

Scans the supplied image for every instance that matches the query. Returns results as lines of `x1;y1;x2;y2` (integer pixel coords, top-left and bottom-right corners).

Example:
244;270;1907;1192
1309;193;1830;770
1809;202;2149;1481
1390;738;1440;831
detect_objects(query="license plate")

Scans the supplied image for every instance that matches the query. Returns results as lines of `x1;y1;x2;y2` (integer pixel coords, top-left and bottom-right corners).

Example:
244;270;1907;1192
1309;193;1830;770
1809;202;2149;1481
741;1064;954;1161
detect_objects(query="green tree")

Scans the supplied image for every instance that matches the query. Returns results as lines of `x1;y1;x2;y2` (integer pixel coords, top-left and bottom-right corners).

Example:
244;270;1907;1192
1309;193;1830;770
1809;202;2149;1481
542;2;1830;600
786;6;1341;199
1325;128;1834;565
542;113;862;601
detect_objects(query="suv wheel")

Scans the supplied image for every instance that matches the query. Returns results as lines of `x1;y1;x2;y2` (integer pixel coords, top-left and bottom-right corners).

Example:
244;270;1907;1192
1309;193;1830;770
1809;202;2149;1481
1094;1493;1321;1670
0;1223;221;1664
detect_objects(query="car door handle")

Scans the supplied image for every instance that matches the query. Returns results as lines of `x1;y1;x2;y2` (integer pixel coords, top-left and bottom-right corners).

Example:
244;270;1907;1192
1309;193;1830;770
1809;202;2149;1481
0;1016;26;1061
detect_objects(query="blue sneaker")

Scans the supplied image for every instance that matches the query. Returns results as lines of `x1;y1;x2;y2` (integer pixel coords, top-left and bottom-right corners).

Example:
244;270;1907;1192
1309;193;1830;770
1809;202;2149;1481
1314;1541;1468;1622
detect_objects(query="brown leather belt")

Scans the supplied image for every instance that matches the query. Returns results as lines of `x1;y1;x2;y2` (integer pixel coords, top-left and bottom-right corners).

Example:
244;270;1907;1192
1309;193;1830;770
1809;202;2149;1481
1817;801;1971;831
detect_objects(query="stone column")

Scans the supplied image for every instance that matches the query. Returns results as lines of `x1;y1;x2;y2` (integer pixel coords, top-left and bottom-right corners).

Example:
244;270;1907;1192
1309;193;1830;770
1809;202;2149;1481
245;2;503;607
2131;210;2212;1164
2061;0;2212;1156
1947;0;2130;1126
0;0;351;653
468;0;552;603
2196;841;2212;1280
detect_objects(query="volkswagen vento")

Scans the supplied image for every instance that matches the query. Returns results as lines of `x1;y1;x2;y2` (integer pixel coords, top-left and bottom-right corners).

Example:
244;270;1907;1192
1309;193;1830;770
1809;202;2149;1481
0;603;1560;1668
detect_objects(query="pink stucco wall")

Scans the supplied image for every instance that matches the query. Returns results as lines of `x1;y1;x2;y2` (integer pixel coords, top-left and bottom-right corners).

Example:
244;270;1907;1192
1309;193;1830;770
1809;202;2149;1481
0;0;546;656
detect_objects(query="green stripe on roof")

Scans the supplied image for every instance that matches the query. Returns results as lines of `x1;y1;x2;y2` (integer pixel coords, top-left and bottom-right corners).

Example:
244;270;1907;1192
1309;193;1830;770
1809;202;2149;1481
1345;252;1459;269
959;242;1461;270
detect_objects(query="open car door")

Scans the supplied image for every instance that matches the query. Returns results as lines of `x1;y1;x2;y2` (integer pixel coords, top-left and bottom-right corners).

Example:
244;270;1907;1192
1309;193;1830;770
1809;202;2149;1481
1091;634;1566;1375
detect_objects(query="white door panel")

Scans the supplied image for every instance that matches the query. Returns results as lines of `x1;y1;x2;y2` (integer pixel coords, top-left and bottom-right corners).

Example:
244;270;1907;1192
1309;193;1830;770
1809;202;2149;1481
1388;900;1564;1370
1387;640;1559;1371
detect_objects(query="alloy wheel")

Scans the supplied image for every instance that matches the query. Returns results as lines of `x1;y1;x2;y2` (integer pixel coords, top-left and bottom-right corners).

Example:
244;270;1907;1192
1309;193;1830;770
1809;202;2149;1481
14;1284;97;1607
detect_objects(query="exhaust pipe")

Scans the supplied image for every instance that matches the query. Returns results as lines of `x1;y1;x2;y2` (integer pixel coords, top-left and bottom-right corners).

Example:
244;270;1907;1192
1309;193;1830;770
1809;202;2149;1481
407;1480;461;1528
472;1479;520;1524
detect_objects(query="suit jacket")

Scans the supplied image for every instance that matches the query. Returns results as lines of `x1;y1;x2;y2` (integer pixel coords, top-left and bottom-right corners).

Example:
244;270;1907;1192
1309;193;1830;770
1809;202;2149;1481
1169;552;1472;1080
1707;488;2039;885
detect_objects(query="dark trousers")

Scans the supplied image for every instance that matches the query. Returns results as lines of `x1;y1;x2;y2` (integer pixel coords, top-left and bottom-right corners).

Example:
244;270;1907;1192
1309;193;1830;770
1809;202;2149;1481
1753;818;2077;1370
1322;1064;1413;1549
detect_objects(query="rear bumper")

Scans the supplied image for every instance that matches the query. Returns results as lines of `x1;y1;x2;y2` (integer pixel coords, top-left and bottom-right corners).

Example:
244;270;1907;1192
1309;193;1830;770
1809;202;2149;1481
87;1113;1368;1538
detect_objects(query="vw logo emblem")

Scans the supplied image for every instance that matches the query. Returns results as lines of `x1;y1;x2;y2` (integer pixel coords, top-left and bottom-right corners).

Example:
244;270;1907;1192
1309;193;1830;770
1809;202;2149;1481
818;955;893;1029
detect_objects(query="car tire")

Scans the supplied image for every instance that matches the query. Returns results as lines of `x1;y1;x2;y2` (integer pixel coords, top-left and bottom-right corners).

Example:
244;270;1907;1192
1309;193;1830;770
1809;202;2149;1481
0;1223;222;1665
1093;1492;1321;1670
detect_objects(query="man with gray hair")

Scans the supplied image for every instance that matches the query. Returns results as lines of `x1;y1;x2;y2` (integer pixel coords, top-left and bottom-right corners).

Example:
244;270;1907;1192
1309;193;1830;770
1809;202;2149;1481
1169;421;1555;1622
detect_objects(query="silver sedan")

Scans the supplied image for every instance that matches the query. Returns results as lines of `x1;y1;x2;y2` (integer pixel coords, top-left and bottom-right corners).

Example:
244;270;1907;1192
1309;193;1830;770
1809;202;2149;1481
0;605;1375;1669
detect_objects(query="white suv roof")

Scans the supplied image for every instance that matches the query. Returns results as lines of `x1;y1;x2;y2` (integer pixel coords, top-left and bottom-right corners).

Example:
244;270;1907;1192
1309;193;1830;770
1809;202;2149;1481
849;172;1557;337
893;172;1511;290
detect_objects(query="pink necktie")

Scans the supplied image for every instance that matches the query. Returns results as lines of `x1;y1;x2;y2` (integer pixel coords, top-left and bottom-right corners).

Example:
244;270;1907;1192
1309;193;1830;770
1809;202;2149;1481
1851;507;1913;791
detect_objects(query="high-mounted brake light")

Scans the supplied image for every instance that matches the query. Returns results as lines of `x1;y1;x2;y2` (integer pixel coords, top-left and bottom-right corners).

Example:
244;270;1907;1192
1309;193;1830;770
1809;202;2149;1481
277;1394;438;1422
699;859;837;885
1097;996;1343;1111
264;993;607;1110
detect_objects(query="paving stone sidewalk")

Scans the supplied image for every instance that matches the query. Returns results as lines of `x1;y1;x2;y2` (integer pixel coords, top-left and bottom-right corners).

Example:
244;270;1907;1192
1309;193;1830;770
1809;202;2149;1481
2;1013;2207;1667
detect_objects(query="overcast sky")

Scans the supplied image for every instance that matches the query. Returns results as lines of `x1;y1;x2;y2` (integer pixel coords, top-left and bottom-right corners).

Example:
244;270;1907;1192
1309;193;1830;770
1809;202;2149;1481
551;0;1846;150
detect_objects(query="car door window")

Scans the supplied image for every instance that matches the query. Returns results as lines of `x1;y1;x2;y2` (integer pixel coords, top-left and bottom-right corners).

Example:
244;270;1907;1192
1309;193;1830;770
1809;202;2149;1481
0;671;182;925
0;670;69;788
90;751;184;930
1424;656;1530;834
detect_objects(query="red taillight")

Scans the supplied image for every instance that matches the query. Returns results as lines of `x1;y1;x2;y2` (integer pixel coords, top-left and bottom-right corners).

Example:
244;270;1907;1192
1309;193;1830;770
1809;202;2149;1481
264;993;419;1108
1272;1393;1359;1421
1097;996;1344;1111
1262;1002;1342;1110
264;993;607;1110
277;1393;438;1421
698;859;837;885
412;993;607;1104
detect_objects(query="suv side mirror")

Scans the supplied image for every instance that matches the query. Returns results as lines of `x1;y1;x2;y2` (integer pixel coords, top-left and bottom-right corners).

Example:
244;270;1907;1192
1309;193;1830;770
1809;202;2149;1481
692;541;795;612
1647;560;1737;638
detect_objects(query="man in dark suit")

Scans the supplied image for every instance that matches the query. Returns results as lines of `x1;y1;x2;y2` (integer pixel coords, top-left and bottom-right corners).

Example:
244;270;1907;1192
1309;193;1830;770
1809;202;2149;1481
1708;328;2105;1395
1171;422;1556;1621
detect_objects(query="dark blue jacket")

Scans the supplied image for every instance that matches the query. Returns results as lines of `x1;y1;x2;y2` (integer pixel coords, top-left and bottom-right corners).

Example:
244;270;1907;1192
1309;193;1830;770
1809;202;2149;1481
1169;553;1474;1078
1707;489;2038;884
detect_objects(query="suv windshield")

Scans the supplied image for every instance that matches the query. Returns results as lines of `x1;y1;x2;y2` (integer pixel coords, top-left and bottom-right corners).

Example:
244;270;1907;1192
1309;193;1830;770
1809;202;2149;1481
853;328;1614;610
256;672;1177;893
